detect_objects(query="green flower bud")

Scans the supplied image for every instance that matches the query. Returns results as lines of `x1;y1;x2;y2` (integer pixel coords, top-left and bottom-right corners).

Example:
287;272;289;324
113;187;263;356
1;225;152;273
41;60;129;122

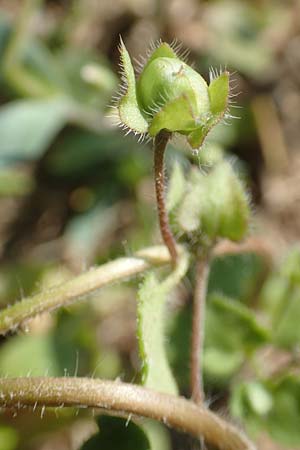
114;39;231;148
170;161;250;242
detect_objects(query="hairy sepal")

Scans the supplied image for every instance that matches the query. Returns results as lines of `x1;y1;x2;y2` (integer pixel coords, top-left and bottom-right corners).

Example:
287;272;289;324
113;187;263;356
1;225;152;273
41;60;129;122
118;38;148;134
148;95;196;137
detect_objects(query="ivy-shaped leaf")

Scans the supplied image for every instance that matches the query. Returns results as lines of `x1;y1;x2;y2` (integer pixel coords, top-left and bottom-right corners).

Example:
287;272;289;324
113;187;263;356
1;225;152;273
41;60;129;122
137;250;189;395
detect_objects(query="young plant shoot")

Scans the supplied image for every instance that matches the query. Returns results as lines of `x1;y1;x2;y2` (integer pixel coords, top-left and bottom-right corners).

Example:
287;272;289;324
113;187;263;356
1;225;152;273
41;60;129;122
115;39;230;148
114;39;231;264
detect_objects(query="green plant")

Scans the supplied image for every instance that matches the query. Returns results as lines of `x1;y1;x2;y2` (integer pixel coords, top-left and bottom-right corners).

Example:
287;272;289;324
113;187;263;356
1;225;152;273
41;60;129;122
0;14;299;450
114;39;231;264
0;32;257;449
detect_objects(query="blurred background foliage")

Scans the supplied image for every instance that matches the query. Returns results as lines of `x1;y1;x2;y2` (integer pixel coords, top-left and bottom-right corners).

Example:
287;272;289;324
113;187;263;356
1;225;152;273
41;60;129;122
0;0;300;449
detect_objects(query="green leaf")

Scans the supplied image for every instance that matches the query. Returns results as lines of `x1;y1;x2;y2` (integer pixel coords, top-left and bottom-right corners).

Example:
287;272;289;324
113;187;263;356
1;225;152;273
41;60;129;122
209;253;265;303
148;95;196;137
232;375;300;446
205;293;270;353
137;251;189;395
230;382;270;437
0;334;60;377
203;347;243;381
137;273;178;394
273;288;300;348
167;306;191;390
0;98;69;160
267;375;300;446
141;420;171;450
81;416;150;450
3;21;67;98
246;382;273;415
118;38;148;134
260;247;300;348
259;275;289;325
231;381;273;418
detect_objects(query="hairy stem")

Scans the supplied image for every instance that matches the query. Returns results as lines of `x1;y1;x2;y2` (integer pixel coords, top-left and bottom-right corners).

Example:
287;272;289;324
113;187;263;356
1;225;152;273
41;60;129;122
0;377;255;450
154;131;178;265
0;245;174;336
190;254;210;404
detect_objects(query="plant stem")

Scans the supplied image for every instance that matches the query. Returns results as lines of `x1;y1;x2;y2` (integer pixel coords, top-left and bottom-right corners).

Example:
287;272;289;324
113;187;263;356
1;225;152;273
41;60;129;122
0;377;255;450
190;253;210;405
0;245;174;336
154;131;177;265
213;237;273;266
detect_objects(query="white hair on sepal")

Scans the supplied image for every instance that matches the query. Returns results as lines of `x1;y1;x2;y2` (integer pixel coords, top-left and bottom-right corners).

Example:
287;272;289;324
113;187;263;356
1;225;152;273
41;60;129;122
133;38;164;75
209;66;220;83
226;74;242;122
170;38;191;63
133;54;147;75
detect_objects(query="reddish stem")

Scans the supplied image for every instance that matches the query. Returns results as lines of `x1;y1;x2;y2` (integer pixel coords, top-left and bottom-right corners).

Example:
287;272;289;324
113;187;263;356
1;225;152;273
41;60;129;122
190;254;210;404
154;131;177;265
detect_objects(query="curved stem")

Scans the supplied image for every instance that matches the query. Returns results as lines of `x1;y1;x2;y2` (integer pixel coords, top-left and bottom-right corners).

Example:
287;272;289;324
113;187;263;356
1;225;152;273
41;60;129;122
0;245;174;336
190;254;210;404
0;377;255;450
154;131;178;265
213;237;273;266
